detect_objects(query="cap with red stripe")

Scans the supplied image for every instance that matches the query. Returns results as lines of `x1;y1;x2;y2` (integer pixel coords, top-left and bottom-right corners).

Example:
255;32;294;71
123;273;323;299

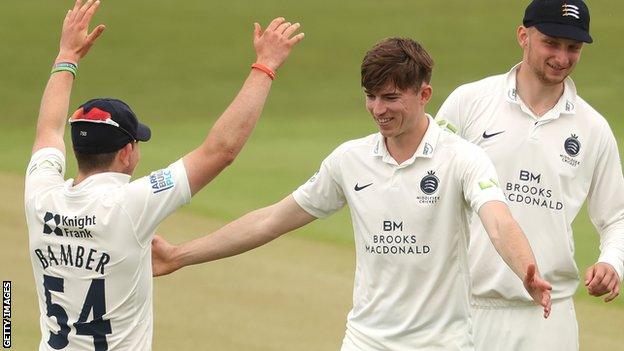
70;98;151;154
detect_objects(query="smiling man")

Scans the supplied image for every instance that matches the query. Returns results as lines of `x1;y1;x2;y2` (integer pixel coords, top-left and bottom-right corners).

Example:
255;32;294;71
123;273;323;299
435;0;624;350
152;38;552;350
24;1;304;349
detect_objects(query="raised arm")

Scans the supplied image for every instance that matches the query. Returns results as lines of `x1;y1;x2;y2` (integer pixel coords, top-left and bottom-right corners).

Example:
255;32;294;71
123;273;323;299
33;0;105;154
478;201;552;317
152;195;316;276
183;18;305;196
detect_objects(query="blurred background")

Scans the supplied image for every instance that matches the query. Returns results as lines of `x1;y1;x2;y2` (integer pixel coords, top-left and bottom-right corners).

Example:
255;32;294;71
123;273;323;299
1;0;622;349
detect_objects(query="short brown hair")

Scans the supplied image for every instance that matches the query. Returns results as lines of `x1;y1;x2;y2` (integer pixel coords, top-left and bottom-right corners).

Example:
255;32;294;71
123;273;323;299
74;150;117;173
361;38;434;93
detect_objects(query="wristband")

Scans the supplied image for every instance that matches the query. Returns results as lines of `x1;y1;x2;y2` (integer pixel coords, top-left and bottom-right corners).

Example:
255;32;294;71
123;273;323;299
251;63;276;80
51;62;78;78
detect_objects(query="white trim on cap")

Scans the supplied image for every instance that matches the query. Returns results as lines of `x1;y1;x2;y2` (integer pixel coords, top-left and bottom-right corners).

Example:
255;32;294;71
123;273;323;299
68;117;121;128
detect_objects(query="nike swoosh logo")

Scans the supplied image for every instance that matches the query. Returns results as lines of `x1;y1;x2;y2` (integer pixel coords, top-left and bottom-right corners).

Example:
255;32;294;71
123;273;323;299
354;183;373;191
482;130;505;139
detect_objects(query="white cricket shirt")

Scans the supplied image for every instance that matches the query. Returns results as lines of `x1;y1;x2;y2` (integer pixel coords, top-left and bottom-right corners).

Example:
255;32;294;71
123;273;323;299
436;64;624;305
25;147;191;351
293;116;506;350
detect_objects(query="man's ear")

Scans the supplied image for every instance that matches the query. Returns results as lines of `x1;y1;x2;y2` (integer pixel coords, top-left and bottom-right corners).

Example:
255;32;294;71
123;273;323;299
420;84;433;104
115;143;134;167
518;26;530;48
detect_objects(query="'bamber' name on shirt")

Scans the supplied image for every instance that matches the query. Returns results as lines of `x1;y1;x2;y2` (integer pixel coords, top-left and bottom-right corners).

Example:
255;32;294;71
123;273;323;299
34;244;110;274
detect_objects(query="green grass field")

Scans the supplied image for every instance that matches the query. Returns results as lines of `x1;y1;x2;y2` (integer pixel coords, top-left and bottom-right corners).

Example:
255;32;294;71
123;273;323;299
1;0;623;349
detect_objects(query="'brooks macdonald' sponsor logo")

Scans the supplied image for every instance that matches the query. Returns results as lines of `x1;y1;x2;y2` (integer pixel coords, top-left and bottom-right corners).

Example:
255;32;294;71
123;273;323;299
365;221;431;255
505;170;563;211
43;212;95;238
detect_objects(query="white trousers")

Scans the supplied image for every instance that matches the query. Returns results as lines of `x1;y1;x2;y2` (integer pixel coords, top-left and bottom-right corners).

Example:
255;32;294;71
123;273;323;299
472;298;578;351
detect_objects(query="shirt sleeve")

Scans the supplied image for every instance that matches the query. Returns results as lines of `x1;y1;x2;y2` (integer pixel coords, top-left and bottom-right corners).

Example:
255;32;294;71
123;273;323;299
435;86;465;137
120;159;191;245
25;147;66;202
292;151;346;219
460;145;507;212
588;126;624;280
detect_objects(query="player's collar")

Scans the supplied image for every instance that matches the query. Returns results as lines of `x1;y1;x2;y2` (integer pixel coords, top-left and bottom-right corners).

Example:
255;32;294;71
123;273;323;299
371;114;440;166
505;62;578;119
66;172;132;195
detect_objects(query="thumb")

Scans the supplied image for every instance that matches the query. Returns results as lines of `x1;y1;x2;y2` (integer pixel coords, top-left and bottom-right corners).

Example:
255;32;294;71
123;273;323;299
584;265;595;286
537;277;552;291
87;24;106;43
253;22;262;40
525;263;536;283
152;234;164;247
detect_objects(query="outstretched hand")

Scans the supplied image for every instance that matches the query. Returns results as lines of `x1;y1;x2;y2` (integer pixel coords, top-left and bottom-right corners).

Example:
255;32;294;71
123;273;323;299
151;235;182;277
585;263;620;302
253;17;305;71
57;0;106;63
523;263;552;318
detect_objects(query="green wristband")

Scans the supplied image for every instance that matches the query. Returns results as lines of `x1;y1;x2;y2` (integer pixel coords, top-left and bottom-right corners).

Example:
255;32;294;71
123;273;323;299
51;62;78;78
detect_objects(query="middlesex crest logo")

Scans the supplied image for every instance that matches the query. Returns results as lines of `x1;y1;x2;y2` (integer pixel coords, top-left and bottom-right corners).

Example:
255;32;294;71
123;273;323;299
560;134;581;167
417;171;441;204
420;171;439;195
562;4;580;19
564;134;581;157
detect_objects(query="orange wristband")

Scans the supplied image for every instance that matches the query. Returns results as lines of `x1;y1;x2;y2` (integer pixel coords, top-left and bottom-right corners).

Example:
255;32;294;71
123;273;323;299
251;63;276;80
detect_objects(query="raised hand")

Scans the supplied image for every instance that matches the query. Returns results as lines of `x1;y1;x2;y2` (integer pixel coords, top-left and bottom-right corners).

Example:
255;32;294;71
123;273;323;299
57;0;106;64
253;17;305;71
523;263;552;318
151;235;182;277
585;263;620;302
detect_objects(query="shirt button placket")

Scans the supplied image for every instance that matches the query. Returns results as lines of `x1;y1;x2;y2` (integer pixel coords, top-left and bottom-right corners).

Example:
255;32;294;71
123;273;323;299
390;167;400;190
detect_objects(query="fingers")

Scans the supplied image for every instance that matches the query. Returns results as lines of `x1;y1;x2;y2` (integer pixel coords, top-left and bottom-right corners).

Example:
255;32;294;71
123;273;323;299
265;17;286;32
604;280;620;302
288;32;305;46
253;22;262;40
540;286;551;318
69;0;82;21
587;266;608;294
275;21;291;34
584;265;595;286
85;24;106;45
283;22;301;37
253;17;304;70
586;264;620;302
64;9;72;24
76;0;97;23
80;0;101;27
543;305;551;319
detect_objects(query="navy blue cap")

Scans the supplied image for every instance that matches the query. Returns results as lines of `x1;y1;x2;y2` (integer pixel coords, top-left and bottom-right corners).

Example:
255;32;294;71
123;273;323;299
523;0;592;43
69;98;151;154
